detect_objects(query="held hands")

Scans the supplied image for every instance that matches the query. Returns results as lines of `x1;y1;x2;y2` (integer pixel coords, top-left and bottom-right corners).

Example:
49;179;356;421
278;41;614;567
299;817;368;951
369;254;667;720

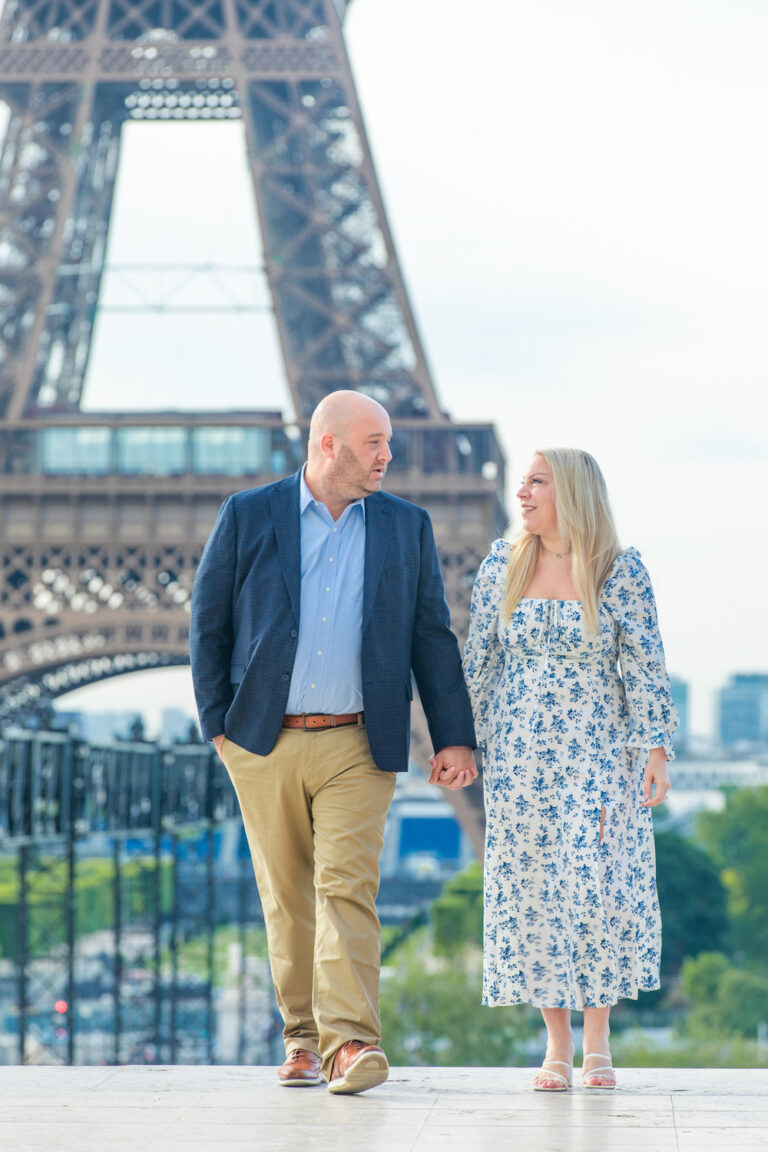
428;746;478;790
640;746;671;807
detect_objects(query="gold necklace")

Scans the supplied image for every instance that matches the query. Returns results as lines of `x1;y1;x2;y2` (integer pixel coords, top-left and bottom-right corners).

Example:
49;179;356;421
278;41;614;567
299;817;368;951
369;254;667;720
540;541;572;560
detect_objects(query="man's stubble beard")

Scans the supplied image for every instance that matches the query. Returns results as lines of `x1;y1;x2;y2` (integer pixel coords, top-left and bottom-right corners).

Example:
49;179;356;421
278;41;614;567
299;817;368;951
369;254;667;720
331;443;380;501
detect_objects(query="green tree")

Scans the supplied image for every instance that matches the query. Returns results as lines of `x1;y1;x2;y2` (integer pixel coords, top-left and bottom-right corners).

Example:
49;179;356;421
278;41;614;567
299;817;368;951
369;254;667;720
718;969;768;1036
681;951;730;1006
380;930;536;1066
655;830;728;976
431;860;483;956
680;950;768;1040
696;786;768;963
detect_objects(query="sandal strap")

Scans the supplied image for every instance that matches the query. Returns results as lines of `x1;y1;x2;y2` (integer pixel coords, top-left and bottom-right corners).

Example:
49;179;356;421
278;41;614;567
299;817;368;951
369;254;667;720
582;1053;614;1081
535;1060;571;1087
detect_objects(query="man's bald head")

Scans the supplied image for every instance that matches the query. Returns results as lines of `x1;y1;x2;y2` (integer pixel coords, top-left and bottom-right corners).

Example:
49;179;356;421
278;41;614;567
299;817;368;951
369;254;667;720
308;390;390;454
304;390;393;515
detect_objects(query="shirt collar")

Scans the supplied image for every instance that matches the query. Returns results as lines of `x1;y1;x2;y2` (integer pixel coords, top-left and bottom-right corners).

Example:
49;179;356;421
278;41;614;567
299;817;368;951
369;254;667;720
299;464;366;522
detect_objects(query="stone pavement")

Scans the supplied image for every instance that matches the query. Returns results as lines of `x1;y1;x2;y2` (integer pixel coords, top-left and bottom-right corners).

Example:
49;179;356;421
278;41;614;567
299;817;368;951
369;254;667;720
0;1065;765;1152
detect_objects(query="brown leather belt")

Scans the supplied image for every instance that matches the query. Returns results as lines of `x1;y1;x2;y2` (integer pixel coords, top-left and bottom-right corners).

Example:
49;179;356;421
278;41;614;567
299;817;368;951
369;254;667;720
282;712;364;731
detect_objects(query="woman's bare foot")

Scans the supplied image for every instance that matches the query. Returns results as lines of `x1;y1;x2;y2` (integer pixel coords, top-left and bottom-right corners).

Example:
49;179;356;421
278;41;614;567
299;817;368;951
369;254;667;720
533;1055;573;1091
581;1051;616;1089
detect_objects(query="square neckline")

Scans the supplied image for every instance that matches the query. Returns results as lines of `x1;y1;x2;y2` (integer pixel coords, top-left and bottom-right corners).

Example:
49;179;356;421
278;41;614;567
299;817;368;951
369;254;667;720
520;597;582;603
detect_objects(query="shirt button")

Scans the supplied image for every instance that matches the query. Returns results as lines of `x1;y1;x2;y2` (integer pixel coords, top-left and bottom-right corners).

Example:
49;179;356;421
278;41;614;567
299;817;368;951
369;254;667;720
325;587;330;592
321;617;327;623
329;557;334;562
311;683;316;689
317;650;322;655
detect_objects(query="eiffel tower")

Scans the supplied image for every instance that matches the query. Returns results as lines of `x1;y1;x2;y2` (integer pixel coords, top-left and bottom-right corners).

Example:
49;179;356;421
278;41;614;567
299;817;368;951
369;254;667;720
0;0;506;851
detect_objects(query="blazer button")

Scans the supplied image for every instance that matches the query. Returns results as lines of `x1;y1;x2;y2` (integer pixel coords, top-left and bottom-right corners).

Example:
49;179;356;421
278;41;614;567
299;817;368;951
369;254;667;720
282;673;289;681
290;629;297;638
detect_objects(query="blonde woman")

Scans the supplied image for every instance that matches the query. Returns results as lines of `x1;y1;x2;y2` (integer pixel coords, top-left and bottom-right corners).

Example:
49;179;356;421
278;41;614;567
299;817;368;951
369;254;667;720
463;449;677;1091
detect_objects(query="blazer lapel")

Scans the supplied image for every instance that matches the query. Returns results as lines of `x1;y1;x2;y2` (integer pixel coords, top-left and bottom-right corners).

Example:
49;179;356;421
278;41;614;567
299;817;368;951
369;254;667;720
270;474;301;624
363;493;393;630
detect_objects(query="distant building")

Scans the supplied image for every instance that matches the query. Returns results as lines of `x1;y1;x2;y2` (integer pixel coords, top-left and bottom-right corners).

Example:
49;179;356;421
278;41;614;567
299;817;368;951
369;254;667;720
49;709;84;735
671;756;768;791
161;708;197;744
718;673;768;751
51;708;143;743
669;676;689;754
661;754;768;836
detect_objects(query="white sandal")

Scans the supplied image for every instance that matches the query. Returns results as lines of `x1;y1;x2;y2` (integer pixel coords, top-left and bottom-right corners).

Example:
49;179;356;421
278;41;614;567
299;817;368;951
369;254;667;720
581;1052;616;1090
533;1059;572;1092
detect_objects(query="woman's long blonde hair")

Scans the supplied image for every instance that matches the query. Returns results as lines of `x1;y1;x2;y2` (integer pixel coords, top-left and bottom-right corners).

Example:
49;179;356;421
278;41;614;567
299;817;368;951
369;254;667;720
502;447;621;632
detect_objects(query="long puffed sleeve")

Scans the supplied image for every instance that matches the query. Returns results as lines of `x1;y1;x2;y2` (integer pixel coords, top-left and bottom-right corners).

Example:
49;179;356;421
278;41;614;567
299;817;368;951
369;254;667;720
462;538;509;748
603;547;679;759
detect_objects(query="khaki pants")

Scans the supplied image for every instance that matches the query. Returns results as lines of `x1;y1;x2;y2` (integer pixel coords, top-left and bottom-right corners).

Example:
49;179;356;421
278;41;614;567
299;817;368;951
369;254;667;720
221;724;396;1079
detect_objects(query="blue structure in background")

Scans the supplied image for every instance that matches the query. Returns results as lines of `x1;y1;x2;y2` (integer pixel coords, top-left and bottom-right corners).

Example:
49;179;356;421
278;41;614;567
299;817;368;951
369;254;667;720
718;673;768;751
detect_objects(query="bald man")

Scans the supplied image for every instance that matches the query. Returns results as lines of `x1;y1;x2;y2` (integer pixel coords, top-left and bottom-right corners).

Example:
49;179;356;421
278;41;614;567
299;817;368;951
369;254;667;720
190;391;476;1093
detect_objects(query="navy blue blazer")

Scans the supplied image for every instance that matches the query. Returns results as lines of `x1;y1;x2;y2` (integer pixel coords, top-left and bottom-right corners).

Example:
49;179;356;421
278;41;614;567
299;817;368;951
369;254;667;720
189;470;475;773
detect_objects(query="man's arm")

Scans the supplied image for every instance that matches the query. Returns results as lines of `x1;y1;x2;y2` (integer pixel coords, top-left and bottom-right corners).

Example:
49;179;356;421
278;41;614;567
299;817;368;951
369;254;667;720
410;511;477;788
189;497;238;743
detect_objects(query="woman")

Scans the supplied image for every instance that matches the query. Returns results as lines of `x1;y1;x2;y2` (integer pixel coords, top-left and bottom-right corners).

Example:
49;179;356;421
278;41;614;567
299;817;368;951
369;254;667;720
463;448;677;1091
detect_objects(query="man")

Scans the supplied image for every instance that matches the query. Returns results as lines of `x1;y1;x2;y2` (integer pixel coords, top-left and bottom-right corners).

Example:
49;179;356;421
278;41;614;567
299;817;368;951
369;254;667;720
190;390;476;1094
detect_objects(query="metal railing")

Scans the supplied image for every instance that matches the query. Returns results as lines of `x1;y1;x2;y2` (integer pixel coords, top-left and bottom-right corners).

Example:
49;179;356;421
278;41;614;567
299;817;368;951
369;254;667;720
0;730;275;1067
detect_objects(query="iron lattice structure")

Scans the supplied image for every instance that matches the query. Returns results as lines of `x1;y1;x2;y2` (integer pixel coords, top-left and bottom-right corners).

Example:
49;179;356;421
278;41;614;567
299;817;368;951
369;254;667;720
0;0;507;852
0;0;439;419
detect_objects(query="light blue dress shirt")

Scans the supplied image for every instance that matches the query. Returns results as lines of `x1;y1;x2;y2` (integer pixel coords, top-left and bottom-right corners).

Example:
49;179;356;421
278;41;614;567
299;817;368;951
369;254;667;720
286;468;366;714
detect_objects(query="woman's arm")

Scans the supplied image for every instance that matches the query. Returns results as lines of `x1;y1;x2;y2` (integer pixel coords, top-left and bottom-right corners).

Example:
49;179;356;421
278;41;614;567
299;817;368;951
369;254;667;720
462;539;509;748
604;548;679;789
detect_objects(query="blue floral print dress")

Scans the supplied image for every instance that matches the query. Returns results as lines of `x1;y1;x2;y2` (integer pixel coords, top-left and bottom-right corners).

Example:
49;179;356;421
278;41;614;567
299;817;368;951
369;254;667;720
463;541;678;1009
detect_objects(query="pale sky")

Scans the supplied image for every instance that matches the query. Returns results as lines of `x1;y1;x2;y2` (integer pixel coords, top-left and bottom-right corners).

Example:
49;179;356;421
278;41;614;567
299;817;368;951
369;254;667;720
31;0;768;738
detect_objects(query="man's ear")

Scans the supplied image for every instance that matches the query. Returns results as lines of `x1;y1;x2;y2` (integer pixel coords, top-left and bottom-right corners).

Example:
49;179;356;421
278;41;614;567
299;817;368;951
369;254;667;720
320;432;336;459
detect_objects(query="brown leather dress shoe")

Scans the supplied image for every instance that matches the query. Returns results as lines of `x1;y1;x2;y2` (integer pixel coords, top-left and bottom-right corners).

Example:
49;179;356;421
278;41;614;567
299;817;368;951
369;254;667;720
327;1040;389;1095
277;1048;323;1087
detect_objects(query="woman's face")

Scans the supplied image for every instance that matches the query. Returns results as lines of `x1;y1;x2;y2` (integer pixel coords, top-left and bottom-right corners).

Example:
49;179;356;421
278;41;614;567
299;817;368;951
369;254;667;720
516;453;559;537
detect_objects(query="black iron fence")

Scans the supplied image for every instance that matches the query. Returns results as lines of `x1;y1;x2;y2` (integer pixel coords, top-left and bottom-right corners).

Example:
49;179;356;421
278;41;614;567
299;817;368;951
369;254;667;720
0;729;276;1066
